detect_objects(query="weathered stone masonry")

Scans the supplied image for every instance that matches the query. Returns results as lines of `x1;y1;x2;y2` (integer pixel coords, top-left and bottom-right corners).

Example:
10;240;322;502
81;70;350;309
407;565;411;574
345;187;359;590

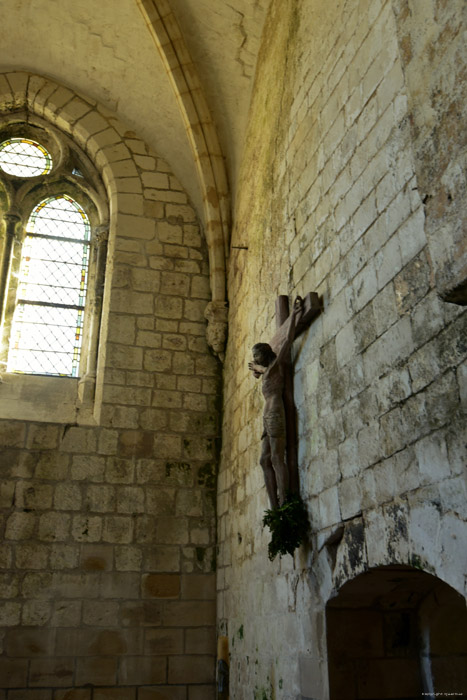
218;0;466;697
0;73;219;698
0;1;465;698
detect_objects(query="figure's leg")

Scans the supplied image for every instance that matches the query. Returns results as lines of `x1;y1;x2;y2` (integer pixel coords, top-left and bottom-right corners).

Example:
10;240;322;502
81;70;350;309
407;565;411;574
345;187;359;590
260;439;279;509
270;436;289;505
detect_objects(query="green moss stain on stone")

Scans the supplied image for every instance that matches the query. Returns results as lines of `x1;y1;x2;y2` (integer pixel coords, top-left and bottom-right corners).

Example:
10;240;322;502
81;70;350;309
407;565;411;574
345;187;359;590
410;554;436;574
197;462;216;489
164;461;192;486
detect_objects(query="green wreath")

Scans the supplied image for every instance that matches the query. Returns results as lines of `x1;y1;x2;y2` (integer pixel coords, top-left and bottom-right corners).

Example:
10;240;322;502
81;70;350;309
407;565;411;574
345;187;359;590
262;493;309;560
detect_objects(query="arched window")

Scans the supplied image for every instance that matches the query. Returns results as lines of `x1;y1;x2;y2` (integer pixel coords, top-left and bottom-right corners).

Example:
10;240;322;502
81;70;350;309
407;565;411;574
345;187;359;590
7;194;91;376
0;122;108;416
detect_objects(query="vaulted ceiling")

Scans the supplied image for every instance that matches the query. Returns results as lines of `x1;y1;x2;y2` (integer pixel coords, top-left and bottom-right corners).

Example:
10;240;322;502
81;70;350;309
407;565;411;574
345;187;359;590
0;0;270;222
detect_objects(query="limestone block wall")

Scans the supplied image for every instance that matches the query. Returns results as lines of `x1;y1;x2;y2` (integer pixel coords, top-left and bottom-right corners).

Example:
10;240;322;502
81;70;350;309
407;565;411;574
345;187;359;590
0;73;219;698
391;0;467;301
219;1;466;698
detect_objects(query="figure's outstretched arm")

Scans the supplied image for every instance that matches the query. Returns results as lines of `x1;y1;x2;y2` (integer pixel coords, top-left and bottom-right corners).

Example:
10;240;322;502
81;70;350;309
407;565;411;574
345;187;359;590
276;296;303;364
248;361;267;378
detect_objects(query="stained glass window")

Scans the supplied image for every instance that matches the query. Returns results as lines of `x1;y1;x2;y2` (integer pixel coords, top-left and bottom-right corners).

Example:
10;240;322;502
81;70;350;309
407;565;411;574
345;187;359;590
0;138;52;177
7;195;91;377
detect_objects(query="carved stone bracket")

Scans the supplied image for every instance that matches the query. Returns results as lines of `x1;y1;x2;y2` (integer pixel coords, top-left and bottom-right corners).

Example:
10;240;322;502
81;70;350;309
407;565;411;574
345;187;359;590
204;300;229;362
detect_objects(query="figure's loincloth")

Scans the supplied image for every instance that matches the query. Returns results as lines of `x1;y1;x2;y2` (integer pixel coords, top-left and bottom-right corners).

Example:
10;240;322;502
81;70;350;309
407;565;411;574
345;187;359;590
261;408;286;439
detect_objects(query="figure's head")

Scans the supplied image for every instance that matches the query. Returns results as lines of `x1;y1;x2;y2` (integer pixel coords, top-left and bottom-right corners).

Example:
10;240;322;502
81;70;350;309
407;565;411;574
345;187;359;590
252;343;276;367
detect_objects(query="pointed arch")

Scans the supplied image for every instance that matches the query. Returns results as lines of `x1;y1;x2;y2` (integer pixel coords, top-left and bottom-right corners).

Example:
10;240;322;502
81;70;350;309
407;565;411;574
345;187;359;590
136;0;230;356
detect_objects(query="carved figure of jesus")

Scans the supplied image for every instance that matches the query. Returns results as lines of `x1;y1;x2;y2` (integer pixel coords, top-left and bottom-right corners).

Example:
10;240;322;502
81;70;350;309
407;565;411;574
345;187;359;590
248;297;303;508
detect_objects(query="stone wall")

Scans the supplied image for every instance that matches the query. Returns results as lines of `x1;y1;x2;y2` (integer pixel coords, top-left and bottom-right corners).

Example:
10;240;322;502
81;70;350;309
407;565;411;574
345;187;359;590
391;0;467;302
0;73;219;698
219;1;466;698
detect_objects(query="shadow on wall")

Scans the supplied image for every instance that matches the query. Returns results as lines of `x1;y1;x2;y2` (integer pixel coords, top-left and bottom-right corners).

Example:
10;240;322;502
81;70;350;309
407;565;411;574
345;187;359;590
326;565;467;699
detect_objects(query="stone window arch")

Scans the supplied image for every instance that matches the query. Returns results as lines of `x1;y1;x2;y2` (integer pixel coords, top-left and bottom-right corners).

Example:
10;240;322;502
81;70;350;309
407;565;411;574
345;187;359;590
0;116;109;421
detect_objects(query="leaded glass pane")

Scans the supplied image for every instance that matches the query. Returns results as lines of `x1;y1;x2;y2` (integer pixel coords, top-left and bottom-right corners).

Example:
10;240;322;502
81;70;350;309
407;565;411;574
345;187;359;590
7;305;83;376
29;195;90;240
0;138;52;177
17;237;89;306
7;195;90;377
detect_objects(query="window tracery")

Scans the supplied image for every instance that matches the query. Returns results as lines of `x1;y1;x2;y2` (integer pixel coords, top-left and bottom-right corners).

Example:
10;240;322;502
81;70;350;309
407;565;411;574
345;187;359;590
0;119;108;397
0;137;52;177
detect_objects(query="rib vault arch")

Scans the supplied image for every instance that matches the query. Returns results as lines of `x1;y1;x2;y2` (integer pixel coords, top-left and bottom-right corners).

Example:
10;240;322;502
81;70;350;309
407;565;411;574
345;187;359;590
137;0;230;359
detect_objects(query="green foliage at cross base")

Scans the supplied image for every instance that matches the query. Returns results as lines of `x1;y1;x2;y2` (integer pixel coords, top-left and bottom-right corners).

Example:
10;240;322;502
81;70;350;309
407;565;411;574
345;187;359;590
262;493;309;561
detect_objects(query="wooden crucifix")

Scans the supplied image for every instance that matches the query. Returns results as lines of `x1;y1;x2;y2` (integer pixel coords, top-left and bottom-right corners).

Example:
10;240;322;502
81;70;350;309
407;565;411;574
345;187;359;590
248;292;322;509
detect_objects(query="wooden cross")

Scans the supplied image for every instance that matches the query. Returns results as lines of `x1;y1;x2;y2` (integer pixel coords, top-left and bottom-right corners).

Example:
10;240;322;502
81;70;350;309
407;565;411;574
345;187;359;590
268;292;322;494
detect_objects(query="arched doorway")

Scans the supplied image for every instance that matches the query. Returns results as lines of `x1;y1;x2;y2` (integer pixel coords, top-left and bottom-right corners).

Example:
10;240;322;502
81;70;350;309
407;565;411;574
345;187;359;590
326;566;467;699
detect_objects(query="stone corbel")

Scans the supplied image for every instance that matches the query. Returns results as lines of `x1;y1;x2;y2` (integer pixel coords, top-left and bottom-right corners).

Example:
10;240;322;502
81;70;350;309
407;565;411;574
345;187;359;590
204;300;229;362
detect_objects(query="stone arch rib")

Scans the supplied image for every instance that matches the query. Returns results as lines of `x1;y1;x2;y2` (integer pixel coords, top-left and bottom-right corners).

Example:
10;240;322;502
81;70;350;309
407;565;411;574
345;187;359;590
1;68;229;359
136;0;230;309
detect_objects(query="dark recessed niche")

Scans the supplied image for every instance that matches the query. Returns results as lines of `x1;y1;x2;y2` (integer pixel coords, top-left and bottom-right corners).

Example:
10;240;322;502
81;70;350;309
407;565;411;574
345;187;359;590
441;278;467;306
